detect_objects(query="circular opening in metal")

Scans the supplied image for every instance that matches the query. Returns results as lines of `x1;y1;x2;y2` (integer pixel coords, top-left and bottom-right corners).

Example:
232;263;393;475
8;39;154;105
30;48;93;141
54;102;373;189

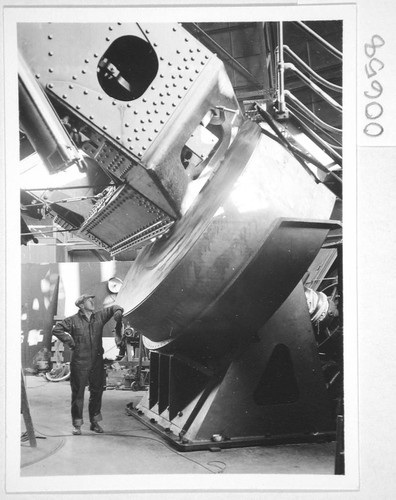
97;36;159;101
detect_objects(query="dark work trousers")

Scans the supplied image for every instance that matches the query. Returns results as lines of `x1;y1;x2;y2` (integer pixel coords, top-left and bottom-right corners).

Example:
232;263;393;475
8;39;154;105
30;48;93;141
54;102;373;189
52;306;123;427
70;357;105;427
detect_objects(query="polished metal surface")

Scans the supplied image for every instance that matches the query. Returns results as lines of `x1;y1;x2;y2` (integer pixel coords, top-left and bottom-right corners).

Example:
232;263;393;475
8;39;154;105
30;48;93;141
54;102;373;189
117;118;335;355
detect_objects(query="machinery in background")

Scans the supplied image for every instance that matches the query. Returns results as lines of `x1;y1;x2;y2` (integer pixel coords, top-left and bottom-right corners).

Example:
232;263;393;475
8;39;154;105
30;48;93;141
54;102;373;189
112;323;150;391
45;338;71;383
19;21;343;451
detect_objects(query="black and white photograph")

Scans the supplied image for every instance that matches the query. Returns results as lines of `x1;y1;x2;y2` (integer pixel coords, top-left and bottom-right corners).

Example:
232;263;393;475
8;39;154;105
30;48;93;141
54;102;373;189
1;0;396;498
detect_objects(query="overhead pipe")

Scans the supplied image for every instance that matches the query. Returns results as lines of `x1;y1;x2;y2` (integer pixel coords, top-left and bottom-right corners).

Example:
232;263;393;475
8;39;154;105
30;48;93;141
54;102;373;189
275;22;288;118
286;107;342;165
283;45;342;93
18;52;86;174
183;23;262;88
293;21;343;61
256;103;342;189
284;63;342;112
286;103;343;148
285;91;342;135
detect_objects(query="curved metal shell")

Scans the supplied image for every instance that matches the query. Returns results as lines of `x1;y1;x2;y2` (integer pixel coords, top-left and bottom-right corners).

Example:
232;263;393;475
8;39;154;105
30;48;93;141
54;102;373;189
116;120;335;356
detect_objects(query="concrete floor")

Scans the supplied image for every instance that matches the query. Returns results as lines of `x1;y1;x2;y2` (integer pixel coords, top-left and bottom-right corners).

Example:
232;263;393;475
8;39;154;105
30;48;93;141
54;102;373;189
21;374;336;477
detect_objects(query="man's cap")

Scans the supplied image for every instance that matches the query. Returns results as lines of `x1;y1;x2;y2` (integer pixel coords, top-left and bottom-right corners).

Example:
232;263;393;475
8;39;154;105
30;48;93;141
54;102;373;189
75;294;95;307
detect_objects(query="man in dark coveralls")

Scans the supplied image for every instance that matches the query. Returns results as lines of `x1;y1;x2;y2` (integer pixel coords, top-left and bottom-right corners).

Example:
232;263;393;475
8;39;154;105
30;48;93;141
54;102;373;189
52;294;123;435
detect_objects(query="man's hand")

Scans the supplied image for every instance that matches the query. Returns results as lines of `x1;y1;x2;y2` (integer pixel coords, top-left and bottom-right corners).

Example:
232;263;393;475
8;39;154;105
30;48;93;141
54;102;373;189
113;309;123;323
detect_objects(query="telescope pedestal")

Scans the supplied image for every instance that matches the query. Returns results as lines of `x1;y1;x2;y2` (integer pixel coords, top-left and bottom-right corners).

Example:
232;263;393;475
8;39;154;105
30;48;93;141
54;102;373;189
131;282;335;450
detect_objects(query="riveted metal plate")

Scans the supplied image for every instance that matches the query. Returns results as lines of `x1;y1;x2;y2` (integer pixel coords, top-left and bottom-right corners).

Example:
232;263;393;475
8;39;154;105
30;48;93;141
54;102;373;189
18;23;213;158
79;183;174;253
81;129;135;179
19;22;242;217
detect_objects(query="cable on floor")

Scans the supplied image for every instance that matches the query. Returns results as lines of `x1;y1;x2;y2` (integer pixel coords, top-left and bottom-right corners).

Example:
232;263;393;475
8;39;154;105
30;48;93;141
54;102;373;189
21;438;65;469
32;426;227;474
94;431;227;474
207;461;227;473
21;431;46;442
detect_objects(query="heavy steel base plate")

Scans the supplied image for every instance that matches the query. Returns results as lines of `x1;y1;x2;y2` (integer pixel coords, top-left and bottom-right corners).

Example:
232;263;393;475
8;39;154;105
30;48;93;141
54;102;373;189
126;404;335;452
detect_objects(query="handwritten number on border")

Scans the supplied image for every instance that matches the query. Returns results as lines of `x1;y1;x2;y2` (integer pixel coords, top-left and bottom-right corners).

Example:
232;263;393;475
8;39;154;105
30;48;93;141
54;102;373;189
364;35;385;137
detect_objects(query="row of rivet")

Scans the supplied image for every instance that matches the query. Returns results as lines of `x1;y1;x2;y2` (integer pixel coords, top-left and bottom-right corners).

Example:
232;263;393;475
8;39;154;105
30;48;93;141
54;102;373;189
40;22;208;82
85;186;160;229
84;231;110;250
82;185;125;225
42;25;210;157
95;143;133;177
101;217;164;249
111;218;174;254
112;216;167;248
48;79;192;157
53;215;76;231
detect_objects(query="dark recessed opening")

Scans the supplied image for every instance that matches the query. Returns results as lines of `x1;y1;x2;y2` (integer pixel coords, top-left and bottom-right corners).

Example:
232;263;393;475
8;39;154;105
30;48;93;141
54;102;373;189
97;35;159;101
253;344;299;405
